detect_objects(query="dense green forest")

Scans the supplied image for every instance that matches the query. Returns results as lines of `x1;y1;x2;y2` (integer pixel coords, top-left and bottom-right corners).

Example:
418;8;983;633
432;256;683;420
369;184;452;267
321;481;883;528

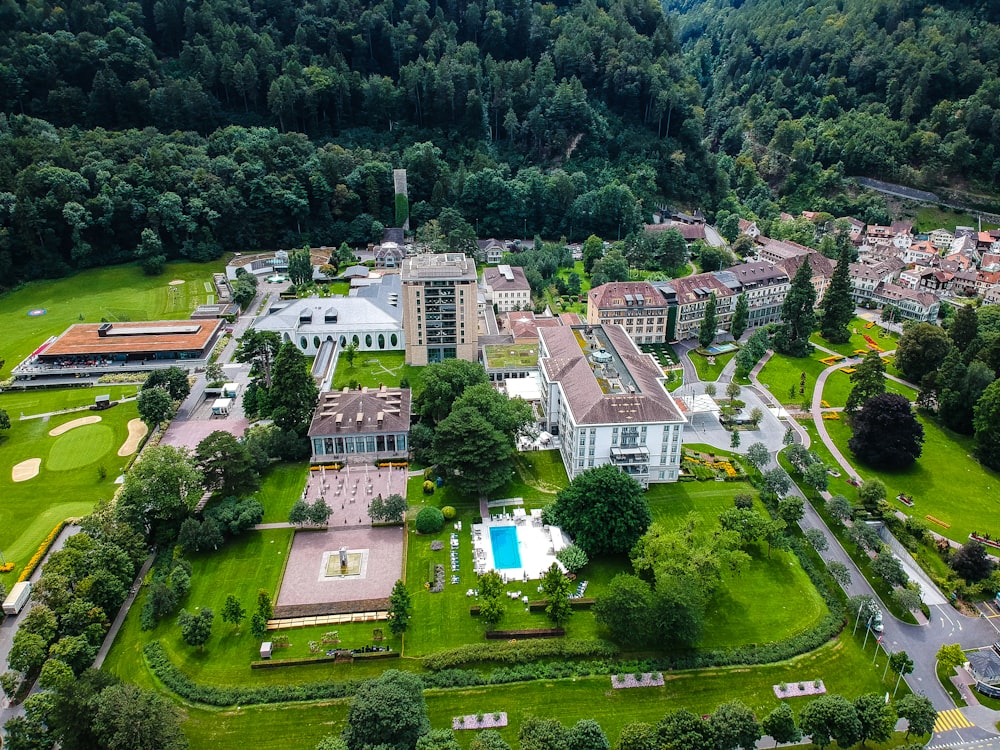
0;0;998;288
669;0;1000;208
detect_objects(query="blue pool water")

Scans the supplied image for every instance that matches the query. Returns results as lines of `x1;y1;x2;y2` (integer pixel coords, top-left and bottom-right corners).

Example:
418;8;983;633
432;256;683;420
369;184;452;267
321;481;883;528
705;342;738;355
489;526;522;569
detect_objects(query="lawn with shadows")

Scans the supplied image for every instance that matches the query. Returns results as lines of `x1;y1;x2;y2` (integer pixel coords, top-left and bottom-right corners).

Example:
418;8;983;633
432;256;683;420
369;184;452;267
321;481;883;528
0;388;139;584
756;352;831;406
690;349;736;382
825;415;1000;544
810;317;899;358
258;462;308;523
0;261;223;379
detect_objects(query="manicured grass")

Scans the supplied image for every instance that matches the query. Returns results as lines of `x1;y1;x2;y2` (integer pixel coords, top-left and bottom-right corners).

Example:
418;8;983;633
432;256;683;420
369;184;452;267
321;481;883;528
810;318;899;358
331;351;424;393
0;389;139;585
757;352;831;406
0;261;223;379
104;529;299;689
258;462;308;523
825;415;1000;544
690;349;736;382
908;205;998;234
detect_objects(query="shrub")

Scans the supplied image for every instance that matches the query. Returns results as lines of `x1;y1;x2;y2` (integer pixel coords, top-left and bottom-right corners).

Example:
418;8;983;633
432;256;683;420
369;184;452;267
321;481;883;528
423;480;436;495
442;506;457;520
415;506;445;534
555;544;588;573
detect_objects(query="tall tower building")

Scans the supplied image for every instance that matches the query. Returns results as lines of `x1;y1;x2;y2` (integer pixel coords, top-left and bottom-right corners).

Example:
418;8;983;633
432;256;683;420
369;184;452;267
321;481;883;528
401;253;479;365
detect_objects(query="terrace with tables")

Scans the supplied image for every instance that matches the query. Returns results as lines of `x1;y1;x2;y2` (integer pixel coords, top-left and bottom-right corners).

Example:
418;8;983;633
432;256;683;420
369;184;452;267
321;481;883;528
471;508;572;581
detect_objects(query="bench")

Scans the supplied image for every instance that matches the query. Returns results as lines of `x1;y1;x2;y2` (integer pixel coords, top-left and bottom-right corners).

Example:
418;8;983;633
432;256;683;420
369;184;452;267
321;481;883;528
926;515;951;529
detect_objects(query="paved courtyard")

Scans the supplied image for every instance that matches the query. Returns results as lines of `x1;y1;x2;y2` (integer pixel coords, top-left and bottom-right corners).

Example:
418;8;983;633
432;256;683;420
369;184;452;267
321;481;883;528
276;525;404;613
304;463;408;527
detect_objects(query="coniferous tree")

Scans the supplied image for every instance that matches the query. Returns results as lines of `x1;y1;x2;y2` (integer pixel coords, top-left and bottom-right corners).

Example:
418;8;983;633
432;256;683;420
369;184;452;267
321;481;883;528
730;293;749;339
819;247;854;343
699;293;718;348
268;341;319;433
773;257;816;357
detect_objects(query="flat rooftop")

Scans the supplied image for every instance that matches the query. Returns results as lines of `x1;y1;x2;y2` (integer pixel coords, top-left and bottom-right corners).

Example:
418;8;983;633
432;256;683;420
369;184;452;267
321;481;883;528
484;343;539;370
42;319;222;357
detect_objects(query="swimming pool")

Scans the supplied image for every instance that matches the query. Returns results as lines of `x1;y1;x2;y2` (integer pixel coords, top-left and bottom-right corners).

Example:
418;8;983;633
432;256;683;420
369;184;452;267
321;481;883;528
705;342;738;355
489;526;522;569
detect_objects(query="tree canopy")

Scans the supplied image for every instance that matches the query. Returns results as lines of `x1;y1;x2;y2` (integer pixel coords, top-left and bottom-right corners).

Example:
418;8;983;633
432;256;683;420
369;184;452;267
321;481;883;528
848;393;924;469
773;257;815;357
547;464;651;556
343;670;430;750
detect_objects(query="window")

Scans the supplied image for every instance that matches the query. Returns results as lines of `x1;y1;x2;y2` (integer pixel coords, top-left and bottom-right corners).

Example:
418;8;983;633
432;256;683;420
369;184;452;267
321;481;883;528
313;336;320;349
365;334;373;348
299;336;307;350
378;333;385;349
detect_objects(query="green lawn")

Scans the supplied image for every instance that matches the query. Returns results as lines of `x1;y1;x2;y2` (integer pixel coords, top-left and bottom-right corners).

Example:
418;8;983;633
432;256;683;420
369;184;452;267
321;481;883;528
690;349;736;382
907;205;998;234
258;462;309;523
0;261;223;379
331;351;424;392
756;352;831;406
810;318;899;358
825;415;1000;544
0;387;140;585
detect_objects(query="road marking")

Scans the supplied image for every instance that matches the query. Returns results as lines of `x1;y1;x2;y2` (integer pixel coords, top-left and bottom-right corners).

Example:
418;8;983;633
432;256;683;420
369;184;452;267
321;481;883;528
934;709;974;733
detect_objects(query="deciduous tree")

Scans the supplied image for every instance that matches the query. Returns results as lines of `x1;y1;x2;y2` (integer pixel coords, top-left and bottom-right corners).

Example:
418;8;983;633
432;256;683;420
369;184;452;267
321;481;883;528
708;700;761;750
221;595;246;631
846;350;887;414
761;703;800;747
177;607;214;650
388;579;411;635
137;386;175;428
342;670;430;750
848;394;924;469
895;323;952;385
895;694;936;739
950;540;995;582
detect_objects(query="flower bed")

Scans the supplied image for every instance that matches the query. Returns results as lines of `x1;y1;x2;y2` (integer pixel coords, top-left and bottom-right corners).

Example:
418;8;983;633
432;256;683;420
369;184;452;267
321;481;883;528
896;494;915;507
773;679;825;699
611;672;664;689
453;712;508;730
18;521;66;582
970;533;1000;550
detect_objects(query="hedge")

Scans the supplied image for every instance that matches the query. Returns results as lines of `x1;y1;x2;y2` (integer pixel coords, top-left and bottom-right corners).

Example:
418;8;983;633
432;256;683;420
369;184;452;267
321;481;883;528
485;628;565;640
18;520;67;582
422;639;618;671
251;651;399;669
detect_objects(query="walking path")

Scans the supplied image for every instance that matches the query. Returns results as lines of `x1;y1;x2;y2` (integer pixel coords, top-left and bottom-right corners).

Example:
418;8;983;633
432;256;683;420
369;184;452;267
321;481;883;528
93;553;155;668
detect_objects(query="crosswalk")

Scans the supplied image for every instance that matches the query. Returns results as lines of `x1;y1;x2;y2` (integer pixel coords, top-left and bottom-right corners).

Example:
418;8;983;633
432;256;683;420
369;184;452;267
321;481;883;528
934;708;974;733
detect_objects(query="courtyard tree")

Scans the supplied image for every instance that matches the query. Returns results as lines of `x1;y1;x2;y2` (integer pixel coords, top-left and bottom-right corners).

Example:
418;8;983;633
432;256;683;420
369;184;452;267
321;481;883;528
414;506;445;534
730;430;741;450
269;341;319;433
895;322;952;385
895;694;936;739
848;394;924;469
519;716;569;750
846;350;887;414
0;407;10;430
708;700;761;750
547;464;651;556
288;499;310;526
853;693;895;747
387;579;411;636
698;293;718;348
540;563;573;626
872;553;908;587
115;445;203;541
937;643;966;673
231;267;259;309
614;723;656;750
288;248;313;285
195;430;260;497
433;383;532;497
221;595;246;632
342;670;430;750
567;720;609;750
730;293;749;339
893;586;923;614
761;703;801;747
827;494;854;523
744;441;770;469
143;366;191;401
177;607;214;650
805;527;829;552
137;386;175;428
773;256;816;357
415;360;489;424
307;498;332;525
950;539;995;582
370;493;408;524
818;245;854;343
593;573;654;645
798;694;861;750
888;651;915;696
760;467;791;498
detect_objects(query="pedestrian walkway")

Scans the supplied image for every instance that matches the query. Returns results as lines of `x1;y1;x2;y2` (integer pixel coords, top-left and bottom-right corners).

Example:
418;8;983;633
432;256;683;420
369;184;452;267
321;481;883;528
93;553;155;668
935;709;975;733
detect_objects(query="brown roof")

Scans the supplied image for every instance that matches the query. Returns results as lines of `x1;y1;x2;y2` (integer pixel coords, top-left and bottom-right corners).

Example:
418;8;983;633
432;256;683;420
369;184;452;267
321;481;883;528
588;281;666;310
309;387;411;437
538;326;684;426
664;272;736;306
777;251;836;280
43;320;222;357
483;265;531;292
499;311;564;339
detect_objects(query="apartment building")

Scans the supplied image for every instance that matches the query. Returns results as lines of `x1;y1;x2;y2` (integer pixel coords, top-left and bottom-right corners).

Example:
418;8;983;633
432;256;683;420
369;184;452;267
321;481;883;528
401;253;479;365
586;281;670;344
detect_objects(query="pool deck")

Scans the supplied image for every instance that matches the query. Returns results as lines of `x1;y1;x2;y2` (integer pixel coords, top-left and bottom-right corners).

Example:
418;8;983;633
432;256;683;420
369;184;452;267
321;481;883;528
471;511;572;581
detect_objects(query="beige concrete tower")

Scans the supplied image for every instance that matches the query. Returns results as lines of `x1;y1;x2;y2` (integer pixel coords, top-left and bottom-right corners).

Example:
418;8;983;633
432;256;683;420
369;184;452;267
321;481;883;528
401;253;479;365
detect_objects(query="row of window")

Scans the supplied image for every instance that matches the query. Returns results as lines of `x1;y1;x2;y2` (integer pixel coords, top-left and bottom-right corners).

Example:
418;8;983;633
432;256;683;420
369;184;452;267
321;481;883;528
313;433;407;455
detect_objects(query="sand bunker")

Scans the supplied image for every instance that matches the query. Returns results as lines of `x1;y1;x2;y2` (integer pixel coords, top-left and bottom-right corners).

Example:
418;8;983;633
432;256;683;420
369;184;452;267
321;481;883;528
12;458;41;482
118;419;148;457
49;415;102;437
168;279;186;285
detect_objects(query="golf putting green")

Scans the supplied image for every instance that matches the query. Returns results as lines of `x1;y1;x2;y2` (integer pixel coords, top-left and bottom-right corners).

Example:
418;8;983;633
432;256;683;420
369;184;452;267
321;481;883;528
47;423;114;471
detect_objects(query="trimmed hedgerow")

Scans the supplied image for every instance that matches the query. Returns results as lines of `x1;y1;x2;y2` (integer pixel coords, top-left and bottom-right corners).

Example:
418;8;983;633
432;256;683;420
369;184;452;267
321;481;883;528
422;639;618;671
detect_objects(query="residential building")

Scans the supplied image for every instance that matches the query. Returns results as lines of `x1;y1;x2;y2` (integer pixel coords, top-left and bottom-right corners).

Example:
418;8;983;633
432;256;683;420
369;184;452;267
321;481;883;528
482;265;532;312
253;274;403;356
928;228;955;250
498;311;565;340
871;283;940;322
738;218;761;239
757;237;813;265
716;261;790;329
308;386;410;464
901;240;937;265
586;281;670;344
848;263;883;304
401;253;479;365
476;238;507;265
655;272;737;341
774;251;836;305
538;324;686;486
375;243;405;268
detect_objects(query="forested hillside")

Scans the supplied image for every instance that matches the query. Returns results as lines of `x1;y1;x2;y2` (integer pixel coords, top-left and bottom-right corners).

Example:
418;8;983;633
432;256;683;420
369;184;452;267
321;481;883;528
0;0;717;287
668;0;1000;208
